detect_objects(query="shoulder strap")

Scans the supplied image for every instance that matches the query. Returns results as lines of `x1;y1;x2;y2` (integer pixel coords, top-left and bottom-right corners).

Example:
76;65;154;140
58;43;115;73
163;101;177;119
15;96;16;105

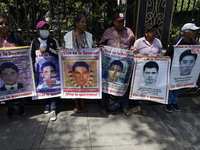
14;33;18;43
33;38;40;50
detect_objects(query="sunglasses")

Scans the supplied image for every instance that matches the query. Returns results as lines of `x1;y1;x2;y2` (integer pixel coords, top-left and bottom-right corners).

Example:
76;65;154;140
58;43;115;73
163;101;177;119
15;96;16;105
0;22;9;26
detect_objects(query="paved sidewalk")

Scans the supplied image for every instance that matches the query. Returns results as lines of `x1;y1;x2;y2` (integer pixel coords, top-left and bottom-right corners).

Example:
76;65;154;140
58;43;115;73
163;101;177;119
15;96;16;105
0;96;200;150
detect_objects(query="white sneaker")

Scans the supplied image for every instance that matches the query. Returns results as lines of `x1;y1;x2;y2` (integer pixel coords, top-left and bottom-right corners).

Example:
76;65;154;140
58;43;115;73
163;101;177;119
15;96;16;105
50;110;57;121
44;105;49;114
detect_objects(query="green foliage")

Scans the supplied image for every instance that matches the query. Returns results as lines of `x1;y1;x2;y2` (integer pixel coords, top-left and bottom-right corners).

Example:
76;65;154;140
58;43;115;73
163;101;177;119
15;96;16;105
170;0;200;43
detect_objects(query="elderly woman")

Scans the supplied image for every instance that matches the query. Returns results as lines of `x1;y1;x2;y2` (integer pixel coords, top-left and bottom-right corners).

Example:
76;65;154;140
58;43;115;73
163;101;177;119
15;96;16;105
164;23;200;112
133;23;163;116
0;13;26;118
63;14;94;113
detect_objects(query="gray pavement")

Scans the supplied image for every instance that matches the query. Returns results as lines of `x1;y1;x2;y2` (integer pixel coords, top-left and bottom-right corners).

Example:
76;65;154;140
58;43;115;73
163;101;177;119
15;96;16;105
0;96;200;150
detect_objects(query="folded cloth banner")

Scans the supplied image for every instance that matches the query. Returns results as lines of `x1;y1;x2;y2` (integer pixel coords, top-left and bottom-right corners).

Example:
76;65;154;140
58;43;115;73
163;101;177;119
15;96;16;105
0;47;36;101
129;56;170;104
102;46;134;96
59;48;102;99
32;50;61;100
169;45;200;90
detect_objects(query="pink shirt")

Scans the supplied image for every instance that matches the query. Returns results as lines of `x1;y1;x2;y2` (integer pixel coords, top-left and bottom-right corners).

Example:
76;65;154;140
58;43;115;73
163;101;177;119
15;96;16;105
0;35;15;48
99;26;135;50
134;37;162;56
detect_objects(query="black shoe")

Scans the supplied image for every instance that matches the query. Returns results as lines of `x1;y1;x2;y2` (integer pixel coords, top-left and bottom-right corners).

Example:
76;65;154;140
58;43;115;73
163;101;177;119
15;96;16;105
18;106;26;116
171;103;181;111
7;107;14;118
165;104;172;112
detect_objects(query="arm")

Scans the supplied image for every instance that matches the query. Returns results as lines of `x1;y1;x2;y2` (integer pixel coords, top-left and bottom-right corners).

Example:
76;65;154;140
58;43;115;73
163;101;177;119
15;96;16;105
158;39;163;56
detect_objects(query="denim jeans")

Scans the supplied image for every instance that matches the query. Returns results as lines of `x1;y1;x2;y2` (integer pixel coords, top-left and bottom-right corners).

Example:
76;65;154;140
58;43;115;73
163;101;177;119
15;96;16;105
44;98;57;110
5;98;26;108
101;92;129;111
140;100;148;108
168;90;180;104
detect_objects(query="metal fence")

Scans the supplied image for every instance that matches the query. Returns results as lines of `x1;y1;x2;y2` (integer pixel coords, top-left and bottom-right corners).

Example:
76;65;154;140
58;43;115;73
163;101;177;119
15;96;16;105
170;0;200;43
0;0;128;46
0;0;200;46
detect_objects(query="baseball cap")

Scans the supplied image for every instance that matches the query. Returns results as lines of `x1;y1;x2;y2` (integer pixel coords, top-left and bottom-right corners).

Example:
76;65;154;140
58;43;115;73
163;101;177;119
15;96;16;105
36;21;50;30
181;23;200;31
143;23;158;32
114;13;125;21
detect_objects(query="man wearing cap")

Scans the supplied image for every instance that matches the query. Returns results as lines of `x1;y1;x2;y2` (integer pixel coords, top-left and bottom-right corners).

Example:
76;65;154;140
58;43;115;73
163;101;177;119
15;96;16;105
99;13;135;50
99;13;135;116
132;23;162;116
164;23;200;113
133;23;162;56
30;21;60;121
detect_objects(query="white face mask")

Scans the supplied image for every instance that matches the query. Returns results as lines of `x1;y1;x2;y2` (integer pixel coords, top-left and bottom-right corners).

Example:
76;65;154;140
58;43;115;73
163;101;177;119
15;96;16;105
40;30;49;39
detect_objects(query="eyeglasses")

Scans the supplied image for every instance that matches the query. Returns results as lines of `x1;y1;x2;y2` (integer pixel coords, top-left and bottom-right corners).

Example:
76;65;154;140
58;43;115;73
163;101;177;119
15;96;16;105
0;22;9;26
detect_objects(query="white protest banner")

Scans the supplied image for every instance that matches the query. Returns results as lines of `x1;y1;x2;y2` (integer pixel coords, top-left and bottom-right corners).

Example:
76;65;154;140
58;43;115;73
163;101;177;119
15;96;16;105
59;48;102;99
129;56;170;104
169;45;200;90
102;46;134;96
0;46;36;101
32;50;61;100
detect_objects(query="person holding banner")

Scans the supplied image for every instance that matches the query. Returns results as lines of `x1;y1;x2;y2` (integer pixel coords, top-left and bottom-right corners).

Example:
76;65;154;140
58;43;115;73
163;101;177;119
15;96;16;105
133;23;162;116
0;14;26;118
99;13;135;116
63;14;94;113
164;23;200;112
30;21;59;121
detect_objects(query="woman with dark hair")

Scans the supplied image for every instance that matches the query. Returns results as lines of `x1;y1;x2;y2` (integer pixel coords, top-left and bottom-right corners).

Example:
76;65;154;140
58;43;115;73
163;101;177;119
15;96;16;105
63;14;94;49
0;13;26;118
63;14;94;113
164;23;200;112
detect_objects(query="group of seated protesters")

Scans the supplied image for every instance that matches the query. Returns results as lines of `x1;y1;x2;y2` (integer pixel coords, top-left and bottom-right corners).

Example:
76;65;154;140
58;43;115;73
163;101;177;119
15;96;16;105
0;12;199;121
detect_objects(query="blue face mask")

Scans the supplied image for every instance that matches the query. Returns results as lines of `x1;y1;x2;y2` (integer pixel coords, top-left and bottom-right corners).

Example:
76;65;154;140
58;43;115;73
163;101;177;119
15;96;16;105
40;30;49;39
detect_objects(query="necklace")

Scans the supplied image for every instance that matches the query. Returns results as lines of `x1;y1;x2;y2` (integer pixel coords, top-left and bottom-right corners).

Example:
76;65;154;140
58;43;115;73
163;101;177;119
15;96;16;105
0;36;7;47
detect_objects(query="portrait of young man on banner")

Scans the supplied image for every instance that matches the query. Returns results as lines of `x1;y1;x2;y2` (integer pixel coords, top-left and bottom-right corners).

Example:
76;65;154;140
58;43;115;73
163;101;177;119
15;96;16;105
33;50;61;100
37;61;60;89
59;48;101;99
129;57;170;104
102;58;132;85
179;49;197;76
101;46;134;97
71;61;90;87
169;46;200;90
102;59;124;83
36;60;60;91
143;61;159;87
0;62;23;91
65;60;97;88
0;48;36;101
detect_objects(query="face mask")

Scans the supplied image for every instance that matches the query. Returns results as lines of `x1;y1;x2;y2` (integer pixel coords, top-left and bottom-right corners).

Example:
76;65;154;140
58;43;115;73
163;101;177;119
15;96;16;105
39;30;49;39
